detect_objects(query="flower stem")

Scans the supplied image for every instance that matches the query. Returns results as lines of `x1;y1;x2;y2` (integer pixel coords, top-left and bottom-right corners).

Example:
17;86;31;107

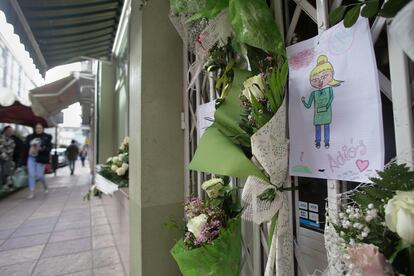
409;245;414;276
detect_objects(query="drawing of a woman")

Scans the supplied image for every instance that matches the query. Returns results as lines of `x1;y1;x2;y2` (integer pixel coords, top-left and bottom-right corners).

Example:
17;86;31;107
301;55;343;149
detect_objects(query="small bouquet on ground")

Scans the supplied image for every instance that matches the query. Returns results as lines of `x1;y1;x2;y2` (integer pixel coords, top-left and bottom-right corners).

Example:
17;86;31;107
171;177;242;276
326;163;414;275
98;136;129;187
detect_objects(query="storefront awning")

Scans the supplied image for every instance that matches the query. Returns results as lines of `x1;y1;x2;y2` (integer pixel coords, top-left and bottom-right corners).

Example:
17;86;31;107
30;72;95;119
0;89;49;127
0;0;124;76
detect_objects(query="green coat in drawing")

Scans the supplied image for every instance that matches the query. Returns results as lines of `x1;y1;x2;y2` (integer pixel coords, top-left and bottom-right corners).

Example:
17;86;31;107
302;87;334;125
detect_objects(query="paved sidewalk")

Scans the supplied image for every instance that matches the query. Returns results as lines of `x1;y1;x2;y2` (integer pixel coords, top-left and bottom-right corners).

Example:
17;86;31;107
0;163;127;276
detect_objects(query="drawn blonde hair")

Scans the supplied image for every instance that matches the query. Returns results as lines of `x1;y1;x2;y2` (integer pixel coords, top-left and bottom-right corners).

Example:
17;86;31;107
309;55;343;87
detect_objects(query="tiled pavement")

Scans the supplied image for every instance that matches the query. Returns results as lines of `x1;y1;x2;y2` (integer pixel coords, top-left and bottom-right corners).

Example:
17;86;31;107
0;163;127;276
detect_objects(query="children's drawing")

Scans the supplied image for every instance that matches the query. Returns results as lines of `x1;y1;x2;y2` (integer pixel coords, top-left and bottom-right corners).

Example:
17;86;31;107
287;18;384;182
301;55;343;149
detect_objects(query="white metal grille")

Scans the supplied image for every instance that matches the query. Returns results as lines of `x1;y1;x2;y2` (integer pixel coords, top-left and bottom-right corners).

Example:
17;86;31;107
181;0;414;275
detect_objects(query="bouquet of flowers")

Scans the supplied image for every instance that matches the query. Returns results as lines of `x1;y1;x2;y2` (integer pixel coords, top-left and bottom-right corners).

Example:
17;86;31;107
171;177;241;276
326;163;414;275
98;136;129;187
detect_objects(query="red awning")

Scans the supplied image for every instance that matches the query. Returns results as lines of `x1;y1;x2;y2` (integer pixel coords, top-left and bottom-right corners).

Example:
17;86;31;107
0;101;49;128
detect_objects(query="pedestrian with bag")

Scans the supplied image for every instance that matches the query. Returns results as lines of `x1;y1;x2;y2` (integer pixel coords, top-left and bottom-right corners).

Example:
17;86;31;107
25;123;52;199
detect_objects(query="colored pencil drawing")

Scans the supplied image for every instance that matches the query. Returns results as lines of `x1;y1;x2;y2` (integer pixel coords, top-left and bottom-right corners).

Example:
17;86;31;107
301;54;343;149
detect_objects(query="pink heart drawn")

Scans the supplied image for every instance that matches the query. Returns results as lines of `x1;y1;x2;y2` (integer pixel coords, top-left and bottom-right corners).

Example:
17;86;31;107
355;160;369;172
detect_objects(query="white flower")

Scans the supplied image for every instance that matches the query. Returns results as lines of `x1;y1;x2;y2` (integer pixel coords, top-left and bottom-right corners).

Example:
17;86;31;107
116;167;126;176
111;165;118;172
187;214;208;239
242;74;266;102
112;157;120;164
368;203;374;209
365;215;373;223
118;154;124;162
122;163;129;170
201;178;224;199
106;157;113;163
123;136;130;145
385;191;414;244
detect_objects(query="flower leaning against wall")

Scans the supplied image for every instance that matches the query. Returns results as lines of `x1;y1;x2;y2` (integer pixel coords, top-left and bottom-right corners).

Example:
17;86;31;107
83;137;129;200
171;177;241;276
99;136;129;187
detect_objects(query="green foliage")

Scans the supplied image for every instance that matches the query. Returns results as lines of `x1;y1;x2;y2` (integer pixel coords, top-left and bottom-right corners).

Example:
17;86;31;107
379;0;411;17
354;163;414;209
229;0;285;56
239;57;287;134
188;0;229;21
333;163;414;273
329;0;410;28
170;0;206;15
361;1;380;17
99;166;129;188
344;4;361;28
329;6;347;25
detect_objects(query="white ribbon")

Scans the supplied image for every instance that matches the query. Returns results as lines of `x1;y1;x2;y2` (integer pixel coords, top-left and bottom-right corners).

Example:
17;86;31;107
241;99;293;275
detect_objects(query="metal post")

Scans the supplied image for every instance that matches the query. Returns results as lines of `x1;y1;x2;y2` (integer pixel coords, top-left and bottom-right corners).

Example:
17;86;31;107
387;25;414;166
183;41;190;199
53;126;58;176
315;0;341;216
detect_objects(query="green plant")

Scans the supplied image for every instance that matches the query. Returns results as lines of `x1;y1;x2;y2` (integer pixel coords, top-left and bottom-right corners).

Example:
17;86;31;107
330;0;411;27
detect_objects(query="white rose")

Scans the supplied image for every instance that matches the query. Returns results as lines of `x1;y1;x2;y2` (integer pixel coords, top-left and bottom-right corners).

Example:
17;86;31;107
123;136;130;146
122;163;129;170
187;214;208;239
242;74;266;102
385;191;414;244
116;167;126;176
106;157;113;163
111;165;118;172
201;178;224;199
112;157;119;164
118;154;124;162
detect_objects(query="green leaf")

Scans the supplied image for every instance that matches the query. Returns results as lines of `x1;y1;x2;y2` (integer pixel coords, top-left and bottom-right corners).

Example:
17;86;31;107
361;1;380;18
229;0;285;56
344;5;361;28
379;0;410;18
188;0;229;21
329;6;347;25
188;125;267;180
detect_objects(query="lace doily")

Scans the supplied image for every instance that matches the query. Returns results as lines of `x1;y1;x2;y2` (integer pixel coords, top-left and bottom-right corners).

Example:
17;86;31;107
241;99;293;276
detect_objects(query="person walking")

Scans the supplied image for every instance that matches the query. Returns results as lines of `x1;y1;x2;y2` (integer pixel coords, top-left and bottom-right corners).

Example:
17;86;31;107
79;146;88;167
66;140;79;175
0;126;16;190
25;123;52;199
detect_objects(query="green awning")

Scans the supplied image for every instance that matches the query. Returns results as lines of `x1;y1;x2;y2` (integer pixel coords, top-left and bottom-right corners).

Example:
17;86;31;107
0;0;124;76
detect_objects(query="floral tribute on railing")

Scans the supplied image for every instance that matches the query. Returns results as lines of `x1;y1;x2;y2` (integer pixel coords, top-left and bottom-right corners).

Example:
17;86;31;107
325;163;414;275
171;177;241;276
169;0;293;274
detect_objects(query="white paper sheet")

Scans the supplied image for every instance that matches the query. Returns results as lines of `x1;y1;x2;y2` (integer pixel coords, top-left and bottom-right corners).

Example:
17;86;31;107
197;101;216;138
288;18;384;182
